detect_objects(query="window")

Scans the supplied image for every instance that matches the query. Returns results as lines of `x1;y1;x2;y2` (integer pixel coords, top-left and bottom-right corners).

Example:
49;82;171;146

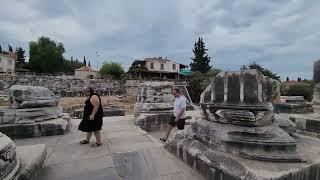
0;57;2;63
161;64;164;70
150;63;154;69
8;59;12;65
173;64;176;70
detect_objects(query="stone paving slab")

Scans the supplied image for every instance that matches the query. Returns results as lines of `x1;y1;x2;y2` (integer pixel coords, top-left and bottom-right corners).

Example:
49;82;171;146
12;116;204;180
15;144;47;180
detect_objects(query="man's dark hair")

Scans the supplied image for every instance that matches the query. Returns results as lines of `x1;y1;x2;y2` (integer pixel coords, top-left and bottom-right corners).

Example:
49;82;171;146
173;88;181;94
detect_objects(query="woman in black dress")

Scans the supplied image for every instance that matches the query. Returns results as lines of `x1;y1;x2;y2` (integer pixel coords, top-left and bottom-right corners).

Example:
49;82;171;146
78;86;103;147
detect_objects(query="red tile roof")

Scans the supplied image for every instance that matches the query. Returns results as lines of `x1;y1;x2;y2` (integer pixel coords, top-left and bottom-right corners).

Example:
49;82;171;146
75;66;97;72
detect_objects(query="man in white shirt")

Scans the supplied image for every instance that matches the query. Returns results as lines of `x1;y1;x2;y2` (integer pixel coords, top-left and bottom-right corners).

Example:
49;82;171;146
160;88;187;142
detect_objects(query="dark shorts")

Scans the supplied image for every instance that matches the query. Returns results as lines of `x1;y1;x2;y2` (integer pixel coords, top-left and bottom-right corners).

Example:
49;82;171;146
168;114;185;130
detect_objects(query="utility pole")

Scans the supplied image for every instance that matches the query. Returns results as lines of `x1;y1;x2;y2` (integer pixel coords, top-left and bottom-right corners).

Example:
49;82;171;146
96;52;99;70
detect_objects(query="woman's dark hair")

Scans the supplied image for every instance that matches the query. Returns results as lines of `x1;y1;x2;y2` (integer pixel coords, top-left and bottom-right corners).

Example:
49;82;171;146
85;86;94;96
88;87;94;96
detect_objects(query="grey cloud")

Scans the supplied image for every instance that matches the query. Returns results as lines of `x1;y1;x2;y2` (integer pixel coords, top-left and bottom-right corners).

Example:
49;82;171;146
0;0;319;79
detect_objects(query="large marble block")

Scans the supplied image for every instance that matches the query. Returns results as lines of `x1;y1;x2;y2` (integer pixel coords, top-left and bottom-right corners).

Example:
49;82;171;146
164;70;320;179
0;132;47;179
200;70;278;127
0;132;20;180
0;85;70;139
134;81;193;131
9;85;59;109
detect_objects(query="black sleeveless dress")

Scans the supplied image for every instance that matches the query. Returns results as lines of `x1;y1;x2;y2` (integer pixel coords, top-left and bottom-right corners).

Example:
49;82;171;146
78;93;103;132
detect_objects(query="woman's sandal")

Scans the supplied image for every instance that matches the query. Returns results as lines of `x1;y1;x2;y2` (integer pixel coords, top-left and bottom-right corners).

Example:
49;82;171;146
91;143;102;147
160;138;166;142
80;140;89;144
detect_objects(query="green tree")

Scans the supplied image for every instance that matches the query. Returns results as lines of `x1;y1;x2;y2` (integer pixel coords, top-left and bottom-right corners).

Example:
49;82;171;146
99;62;125;79
188;68;222;104
190;37;212;73
15;47;26;68
28;36;65;73
62;57;85;73
0;45;2;53
242;62;281;81
88;61;91;67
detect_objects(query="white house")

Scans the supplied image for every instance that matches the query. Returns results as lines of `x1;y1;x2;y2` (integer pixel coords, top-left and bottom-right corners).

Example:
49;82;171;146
129;57;188;79
75;66;98;79
0;52;16;74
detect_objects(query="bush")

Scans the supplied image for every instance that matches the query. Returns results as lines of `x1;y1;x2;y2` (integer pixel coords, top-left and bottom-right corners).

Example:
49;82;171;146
188;72;207;104
99;62;125;79
286;85;313;101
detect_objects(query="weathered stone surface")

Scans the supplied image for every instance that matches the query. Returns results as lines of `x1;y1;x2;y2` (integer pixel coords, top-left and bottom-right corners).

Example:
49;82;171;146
277;103;314;114
135;113;172;132
275;96;314;114
165;128;320;180
1;106;63;124
73;108;125;119
8;85;59;109
313;60;320;113
1;74;123;97
134;81;194;131
274;114;296;136
0;132;20;180
290;113;320;135
0;115;70;139
164;70;311;179
191;118;300;162
15;144;47;180
197;70;300;162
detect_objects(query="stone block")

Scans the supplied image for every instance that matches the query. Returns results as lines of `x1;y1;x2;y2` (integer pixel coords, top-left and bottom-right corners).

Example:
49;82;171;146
0;117;70;139
165;128;320;180
8;85;59;109
15;144;47;180
0;132;20;180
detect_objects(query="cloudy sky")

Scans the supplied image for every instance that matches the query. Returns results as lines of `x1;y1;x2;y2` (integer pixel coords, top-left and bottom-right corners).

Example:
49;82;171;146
1;0;319;80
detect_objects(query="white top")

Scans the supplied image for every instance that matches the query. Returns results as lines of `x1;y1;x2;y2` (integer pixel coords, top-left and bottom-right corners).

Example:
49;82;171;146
173;95;187;119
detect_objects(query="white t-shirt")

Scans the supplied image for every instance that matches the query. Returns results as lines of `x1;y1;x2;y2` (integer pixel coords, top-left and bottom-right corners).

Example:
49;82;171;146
173;95;187;119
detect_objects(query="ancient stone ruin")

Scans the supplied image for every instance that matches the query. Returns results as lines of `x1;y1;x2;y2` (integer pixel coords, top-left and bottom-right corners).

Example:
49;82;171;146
313;60;320;113
0;74;123;98
0;85;70;138
134;81;193;131
276;96;314;114
0;132;47;179
165;70;320;179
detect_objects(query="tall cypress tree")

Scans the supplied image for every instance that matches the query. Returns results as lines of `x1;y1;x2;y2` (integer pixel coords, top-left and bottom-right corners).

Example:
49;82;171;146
15;47;26;66
8;45;13;52
190;37;212;73
83;56;87;66
88;61;91;67
0;45;2;53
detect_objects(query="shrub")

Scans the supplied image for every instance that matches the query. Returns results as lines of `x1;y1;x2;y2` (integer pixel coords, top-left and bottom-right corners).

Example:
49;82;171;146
286;84;313;101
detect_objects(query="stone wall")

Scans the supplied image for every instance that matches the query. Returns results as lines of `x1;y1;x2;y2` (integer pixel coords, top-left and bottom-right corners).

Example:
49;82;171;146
0;74;123;97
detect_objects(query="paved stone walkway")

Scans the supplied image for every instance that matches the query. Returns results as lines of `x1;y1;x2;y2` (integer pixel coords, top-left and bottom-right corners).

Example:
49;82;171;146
13;116;204;180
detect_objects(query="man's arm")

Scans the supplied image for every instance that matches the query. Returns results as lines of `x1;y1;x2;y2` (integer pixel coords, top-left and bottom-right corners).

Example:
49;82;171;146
89;95;100;120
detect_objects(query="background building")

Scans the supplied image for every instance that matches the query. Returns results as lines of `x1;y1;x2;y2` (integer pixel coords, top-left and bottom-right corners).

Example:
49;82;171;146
128;57;188;79
0;52;16;74
74;66;98;79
